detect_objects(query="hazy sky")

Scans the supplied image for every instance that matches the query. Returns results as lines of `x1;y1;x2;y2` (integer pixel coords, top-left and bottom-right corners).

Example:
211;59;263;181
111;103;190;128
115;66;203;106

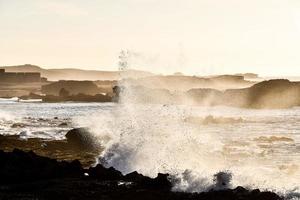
1;0;300;76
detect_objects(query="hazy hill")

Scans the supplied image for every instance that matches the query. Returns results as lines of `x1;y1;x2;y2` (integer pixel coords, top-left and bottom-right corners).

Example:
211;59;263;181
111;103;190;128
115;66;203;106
0;64;154;81
223;79;300;108
124;74;255;91
119;79;300;108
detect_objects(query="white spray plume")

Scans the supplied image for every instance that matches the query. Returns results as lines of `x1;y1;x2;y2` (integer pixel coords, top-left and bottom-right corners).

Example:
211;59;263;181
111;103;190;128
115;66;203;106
73;50;300;197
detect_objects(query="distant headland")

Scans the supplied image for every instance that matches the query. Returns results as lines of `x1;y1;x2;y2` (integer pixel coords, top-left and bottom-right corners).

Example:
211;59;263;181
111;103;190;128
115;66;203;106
2;64;300;109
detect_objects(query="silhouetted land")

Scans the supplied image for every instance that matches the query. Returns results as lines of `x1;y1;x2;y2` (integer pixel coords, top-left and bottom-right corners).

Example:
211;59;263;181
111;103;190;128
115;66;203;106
0;64;153;81
117;79;300;108
0;148;282;200
2;65;300;108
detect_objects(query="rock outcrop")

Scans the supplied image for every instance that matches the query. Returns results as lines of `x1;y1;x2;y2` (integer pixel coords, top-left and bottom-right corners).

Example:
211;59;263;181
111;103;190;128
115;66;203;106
18;78;300;108
42;80;101;96
0;149;83;184
223;79;300;108
0;149;283;200
65;128;98;150
187;79;300;108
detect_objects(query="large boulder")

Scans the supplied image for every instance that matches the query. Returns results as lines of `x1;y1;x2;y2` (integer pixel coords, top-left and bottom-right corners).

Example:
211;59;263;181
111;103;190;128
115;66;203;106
65;128;98;149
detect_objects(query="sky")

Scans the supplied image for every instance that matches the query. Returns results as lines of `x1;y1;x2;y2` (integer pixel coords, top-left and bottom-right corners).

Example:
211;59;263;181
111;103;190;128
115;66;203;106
1;0;300;76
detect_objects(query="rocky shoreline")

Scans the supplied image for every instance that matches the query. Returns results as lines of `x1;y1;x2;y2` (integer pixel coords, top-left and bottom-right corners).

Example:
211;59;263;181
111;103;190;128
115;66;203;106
0;148;282;200
11;78;300;109
0;128;101;168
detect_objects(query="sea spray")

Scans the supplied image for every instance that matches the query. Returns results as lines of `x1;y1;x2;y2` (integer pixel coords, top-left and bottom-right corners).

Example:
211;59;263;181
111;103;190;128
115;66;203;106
72;52;300;196
75;88;232;192
76;104;298;195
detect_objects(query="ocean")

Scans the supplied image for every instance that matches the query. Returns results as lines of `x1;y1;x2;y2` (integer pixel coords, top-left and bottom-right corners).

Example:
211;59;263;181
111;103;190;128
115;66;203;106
0;98;299;198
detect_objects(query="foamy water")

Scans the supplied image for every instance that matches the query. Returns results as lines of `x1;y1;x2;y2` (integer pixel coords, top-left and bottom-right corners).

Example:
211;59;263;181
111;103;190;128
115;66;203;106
0;99;115;140
0;99;299;198
77;100;300;198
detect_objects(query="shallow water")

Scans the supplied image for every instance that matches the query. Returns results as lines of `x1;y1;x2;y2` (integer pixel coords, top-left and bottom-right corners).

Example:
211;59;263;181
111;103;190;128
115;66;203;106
0;99;299;197
0;98;115;140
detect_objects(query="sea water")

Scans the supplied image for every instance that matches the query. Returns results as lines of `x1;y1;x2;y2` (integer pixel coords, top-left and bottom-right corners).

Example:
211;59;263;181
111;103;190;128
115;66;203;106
0;99;299;198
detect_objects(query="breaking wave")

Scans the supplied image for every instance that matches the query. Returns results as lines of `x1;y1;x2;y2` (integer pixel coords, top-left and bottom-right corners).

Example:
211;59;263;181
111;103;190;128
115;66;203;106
76;101;299;198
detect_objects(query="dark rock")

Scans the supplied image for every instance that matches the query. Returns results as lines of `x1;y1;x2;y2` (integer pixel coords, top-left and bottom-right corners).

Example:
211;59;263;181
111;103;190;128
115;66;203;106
59;88;70;97
0;149;83;184
19;92;42;100
88;164;122;180
58;122;68;127
151;173;172;190
250;189;260;195
213;171;232;190
124;171;149;182
19;131;27;137
0;149;283;200
42;80;101;96
0;135;99;168
233;186;249;194
65;128;97;149
124;171;172;190
185;79;300;109
11;123;26;128
255;191;282;200
223;79;300;108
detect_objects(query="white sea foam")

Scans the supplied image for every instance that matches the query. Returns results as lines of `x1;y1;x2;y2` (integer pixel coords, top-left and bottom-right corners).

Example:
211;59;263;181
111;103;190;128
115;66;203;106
74;85;300;198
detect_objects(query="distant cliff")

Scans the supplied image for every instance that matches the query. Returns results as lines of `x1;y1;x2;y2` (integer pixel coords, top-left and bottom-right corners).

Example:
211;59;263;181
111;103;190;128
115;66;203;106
0;69;40;83
41;80;102;96
117;79;300;109
0;64;153;81
235;73;259;79
124;74;255;91
223;79;300;108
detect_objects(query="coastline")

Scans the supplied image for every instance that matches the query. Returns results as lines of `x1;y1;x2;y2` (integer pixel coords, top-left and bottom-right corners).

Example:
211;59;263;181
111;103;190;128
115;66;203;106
0;148;282;200
0;102;298;199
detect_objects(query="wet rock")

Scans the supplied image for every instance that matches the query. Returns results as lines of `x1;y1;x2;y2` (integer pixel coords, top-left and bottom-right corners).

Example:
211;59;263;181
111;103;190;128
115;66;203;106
252;191;282;200
0;136;99;168
0;149;83;184
213;171;232;190
19;131;28;139
88;164;122;180
11;123;26;128
124;171;148;182
41;142;47;148
0;149;283;200
58;122;68;127
19;92;42;100
124;171;172;190
65;128;97;149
